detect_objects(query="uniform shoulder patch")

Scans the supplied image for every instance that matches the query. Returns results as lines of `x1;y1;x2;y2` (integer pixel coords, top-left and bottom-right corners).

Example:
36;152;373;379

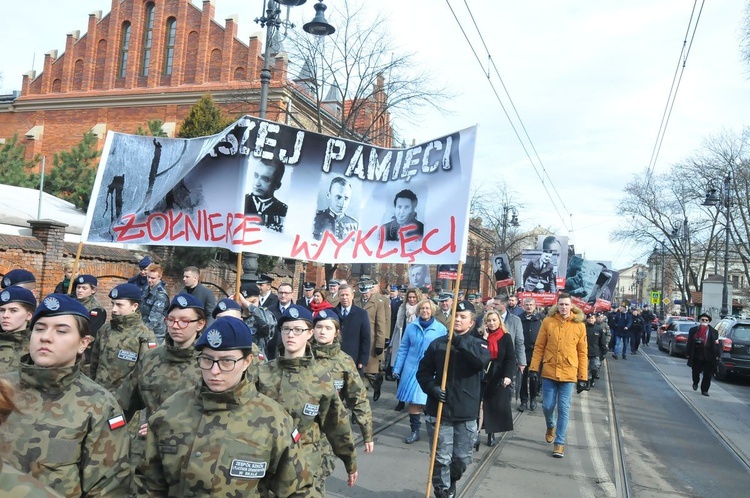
291;427;301;444
108;414;126;430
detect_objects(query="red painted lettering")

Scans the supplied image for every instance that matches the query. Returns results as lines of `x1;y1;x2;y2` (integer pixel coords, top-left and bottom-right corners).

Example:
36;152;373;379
375;226;398;258
146;213;169;241
112;214;147;242
242;216;263;246
351;226;377;259
169;210;185;240
423;216;457;255
207;213;223;241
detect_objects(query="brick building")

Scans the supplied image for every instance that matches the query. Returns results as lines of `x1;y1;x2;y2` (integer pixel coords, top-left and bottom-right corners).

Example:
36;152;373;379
0;0;393;163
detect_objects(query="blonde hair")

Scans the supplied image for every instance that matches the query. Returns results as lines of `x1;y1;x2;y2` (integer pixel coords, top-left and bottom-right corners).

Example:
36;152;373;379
63;262;74;272
416;298;437;316
484;309;507;333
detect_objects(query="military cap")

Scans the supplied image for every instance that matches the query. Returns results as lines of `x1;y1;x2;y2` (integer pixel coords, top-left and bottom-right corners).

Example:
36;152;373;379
313;308;339;323
168;293;204;313
138;256;153;269
240;282;260;298
586;312;596;318
213;298;242;318
109;283;143;301
302;281;316;291
399;285;408;292
76;274;98;287
256;274;273;284
2;269;36;288
195;316;253;350
437;292;454;302
389;285;399;291
466;293;477;299
31;293;90;327
328;279;340;286
358;280;374;292
456;301;475;313
278;303;314;327
0;285;37;308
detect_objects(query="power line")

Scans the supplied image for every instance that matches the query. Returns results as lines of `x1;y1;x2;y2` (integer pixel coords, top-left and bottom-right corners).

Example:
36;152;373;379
645;0;705;182
443;0;571;232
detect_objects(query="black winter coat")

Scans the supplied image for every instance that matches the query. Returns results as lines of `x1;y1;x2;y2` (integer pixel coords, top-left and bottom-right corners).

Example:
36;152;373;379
482;333;515;433
686;325;720;367
586;323;607;358
417;332;491;422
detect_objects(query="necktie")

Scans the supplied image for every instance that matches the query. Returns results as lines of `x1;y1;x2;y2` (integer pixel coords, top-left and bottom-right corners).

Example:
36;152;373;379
342;308;348;318
281;306;287;314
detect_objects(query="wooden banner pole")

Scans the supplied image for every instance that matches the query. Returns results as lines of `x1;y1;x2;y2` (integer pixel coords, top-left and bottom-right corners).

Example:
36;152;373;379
235;252;243;301
67;242;84;295
425;260;464;498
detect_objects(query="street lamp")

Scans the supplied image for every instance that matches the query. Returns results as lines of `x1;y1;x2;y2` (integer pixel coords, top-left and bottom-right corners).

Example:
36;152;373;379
671;219;689;316
500;205;519;252
255;0;334;119
703;172;732;318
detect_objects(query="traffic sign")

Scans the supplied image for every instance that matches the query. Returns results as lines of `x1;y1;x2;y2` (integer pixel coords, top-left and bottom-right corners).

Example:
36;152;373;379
650;291;661;305
662;298;671;305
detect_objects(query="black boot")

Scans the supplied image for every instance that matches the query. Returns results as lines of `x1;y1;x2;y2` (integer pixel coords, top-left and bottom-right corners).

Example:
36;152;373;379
518;401;527;412
373;373;384;402
405;414;421;444
487;433;497;447
529;398;537;411
394;401;405;411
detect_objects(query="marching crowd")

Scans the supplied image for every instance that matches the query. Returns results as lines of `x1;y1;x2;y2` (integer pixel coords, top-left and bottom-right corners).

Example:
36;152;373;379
0;260;617;498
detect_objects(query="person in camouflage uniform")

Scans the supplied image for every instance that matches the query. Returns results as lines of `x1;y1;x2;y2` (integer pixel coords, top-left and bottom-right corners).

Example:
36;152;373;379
236;282;277;360
0;378;66;497
140;263;170;345
311;309;373;481
0;286;36;375
90;283;157;394
73;275;107;374
0;294;131;496
213;297;265;370
257;304;358;495
135;316;314;497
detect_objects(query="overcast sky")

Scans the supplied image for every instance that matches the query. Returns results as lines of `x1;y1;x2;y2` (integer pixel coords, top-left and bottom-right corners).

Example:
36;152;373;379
1;1;748;269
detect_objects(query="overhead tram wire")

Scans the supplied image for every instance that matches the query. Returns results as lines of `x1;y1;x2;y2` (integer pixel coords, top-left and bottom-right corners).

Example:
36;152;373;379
644;0;705;184
460;0;572;225
443;0;571;233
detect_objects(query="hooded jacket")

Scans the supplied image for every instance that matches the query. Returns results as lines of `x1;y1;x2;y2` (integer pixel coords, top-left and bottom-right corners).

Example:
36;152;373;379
529;305;588;383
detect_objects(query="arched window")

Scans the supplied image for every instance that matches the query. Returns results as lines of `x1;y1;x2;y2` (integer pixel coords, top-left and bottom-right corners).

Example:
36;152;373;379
164;17;177;75
73;59;84;90
119;22;131;78
141;3;155;76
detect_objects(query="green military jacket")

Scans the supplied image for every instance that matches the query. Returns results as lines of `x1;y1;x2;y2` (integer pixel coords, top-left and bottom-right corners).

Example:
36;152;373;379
0;459;64;497
90;313;157;393
312;341;373;442
116;335;202;422
135;376;315;497
0;328;29;376
0;356;131;497
256;349;357;476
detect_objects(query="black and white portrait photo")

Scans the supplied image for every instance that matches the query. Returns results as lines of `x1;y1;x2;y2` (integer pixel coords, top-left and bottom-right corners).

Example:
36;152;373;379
380;189;424;242
312;176;359;240
244;156;288;233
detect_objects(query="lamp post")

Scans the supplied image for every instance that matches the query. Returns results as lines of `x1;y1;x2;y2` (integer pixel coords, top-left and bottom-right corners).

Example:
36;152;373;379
244;0;334;283
703;173;732;318
499;205;519;252
671;219;689;315
660;239;665;319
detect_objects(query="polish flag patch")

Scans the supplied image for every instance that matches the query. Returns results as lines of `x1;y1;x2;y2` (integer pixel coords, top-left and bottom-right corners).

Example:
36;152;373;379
108;414;126;430
90;311;99;317
148;342;158;349
291;428;301;444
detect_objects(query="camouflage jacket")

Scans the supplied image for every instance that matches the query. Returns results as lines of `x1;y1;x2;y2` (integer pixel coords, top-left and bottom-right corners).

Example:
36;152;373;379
0;356;131;497
0;459;65;497
134;376;315;497
140;283;169;343
0;328;29;376
256;349;357;475
116;335;202;422
90;313;157;394
311;341;373;442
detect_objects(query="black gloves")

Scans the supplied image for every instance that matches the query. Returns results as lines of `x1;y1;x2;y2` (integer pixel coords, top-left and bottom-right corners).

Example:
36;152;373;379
576;380;589;394
374;348;384;356
529;371;539;384
430;386;448;403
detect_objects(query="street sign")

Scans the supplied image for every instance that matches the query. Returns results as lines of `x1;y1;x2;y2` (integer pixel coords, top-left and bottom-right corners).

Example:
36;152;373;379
650;291;661;305
662;298;671;305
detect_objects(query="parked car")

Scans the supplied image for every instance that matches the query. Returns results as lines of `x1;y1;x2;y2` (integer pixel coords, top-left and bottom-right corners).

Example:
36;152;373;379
657;321;697;356
714;318;750;380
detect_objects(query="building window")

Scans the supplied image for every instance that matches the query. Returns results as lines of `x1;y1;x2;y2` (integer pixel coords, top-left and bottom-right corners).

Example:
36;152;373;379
119;22;131;78
141;3;155;76
164;17;177;75
732;275;739;288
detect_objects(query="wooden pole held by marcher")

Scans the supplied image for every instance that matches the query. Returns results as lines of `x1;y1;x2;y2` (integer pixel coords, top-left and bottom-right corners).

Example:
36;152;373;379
235;253;243;301
425;260;464;498
67;242;84;295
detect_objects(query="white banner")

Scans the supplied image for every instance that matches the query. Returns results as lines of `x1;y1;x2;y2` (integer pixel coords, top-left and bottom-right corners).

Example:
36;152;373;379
82;117;477;264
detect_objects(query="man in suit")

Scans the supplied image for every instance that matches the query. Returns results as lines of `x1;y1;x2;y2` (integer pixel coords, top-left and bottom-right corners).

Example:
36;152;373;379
686;313;720;396
494;294;526;375
435;292;454;330
265;281;293;360
257;274;279;310
354;279;389;401
335;284;371;374
296;282;315;310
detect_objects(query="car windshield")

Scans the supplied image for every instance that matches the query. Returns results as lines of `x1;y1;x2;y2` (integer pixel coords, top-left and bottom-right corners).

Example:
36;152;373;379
677;323;697;332
732;326;750;341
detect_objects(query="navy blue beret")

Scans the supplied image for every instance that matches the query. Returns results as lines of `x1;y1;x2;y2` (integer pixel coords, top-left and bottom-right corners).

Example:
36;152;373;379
390;285;399;291
31;294;90;327
2;269;36;288
240;282;260;298
278;304;314;327
138;256;152;269
213;298;242;318
168;293;204;313
76;274;98;287
313;308;339;323
195;316;253;350
109;283;143;301
0;286;37;308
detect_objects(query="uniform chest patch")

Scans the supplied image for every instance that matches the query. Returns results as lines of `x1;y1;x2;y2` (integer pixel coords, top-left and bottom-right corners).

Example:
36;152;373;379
229;459;267;479
303;403;320;417
333;379;345;391
118;349;138;362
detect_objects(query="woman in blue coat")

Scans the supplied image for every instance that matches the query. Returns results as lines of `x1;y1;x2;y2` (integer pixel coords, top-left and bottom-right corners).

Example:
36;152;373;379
393;298;447;444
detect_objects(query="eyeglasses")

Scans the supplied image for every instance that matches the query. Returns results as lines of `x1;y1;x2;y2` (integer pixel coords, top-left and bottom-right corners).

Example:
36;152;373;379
699;318;710;323
196;355;244;371
164;317;201;329
277;291;292;295
280;326;310;336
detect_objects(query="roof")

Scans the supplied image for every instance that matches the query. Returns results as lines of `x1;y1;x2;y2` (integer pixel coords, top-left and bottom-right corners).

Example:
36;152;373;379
0;183;85;235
